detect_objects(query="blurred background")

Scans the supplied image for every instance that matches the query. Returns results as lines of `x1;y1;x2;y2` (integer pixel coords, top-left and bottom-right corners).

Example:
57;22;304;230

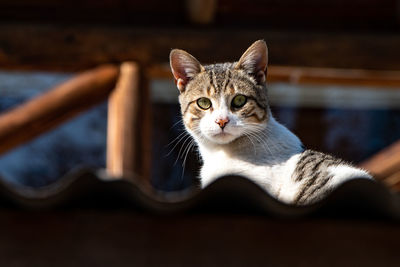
0;0;399;190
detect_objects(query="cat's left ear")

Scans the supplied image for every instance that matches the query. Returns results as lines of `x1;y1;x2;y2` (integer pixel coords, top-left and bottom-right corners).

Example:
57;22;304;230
170;49;204;93
235;40;268;84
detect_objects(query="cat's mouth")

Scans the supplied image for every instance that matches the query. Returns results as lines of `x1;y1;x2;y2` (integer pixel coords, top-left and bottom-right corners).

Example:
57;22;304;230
213;131;231;137
209;131;237;144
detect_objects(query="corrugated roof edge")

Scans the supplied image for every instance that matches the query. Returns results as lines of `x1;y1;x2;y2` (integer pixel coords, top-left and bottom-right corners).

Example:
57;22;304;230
0;167;398;220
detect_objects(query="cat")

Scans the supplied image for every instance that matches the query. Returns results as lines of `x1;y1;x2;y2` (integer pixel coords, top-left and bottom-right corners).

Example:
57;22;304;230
169;40;373;205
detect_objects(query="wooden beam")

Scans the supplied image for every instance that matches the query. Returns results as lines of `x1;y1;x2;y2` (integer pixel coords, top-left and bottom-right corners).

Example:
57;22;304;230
107;62;151;181
268;66;400;88
384;170;400;191
1;24;400;72
147;64;400;88
107;63;139;178
0;65;119;155
359;140;400;180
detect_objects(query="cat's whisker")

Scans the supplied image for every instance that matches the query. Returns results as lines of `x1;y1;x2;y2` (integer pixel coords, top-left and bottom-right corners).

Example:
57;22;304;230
174;135;193;166
181;139;199;183
181;140;194;177
245;131;273;156
181;138;194;160
165;131;190;157
180;142;191;181
245;129;273;155
249;127;280;154
166;131;187;148
242;132;257;157
169;119;183;130
259;130;281;153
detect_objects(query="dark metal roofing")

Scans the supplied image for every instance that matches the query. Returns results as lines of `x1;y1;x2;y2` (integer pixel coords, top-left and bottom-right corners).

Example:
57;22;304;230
0;167;398;219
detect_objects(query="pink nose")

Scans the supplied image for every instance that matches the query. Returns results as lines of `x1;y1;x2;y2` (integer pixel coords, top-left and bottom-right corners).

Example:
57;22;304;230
215;118;230;129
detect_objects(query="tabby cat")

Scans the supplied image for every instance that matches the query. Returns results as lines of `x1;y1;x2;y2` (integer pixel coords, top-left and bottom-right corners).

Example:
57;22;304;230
169;40;372;205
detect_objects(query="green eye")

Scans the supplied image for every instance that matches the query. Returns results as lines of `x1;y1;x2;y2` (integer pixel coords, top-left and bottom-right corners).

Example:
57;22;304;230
231;95;247;108
197;97;212;110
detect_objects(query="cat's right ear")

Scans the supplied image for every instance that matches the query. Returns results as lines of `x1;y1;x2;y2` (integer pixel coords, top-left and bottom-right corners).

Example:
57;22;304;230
235;40;268;85
170;49;204;93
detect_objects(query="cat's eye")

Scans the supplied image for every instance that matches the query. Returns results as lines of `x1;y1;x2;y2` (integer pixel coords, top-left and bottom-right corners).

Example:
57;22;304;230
197;97;212;110
231;95;247;109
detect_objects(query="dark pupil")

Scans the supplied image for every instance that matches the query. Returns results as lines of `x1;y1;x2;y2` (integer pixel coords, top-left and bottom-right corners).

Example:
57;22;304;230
198;98;211;109
233;95;246;107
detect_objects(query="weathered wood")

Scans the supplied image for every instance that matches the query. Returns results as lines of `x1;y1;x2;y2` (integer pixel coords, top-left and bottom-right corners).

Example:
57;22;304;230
1;24;400;71
107;63;139;178
359;140;400;180
148;64;400;88
268;66;400;88
384;170;400;191
0;65;119;155
107;62;151;180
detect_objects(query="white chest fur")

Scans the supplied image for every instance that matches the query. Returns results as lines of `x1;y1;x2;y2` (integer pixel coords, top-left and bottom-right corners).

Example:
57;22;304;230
200;148;304;202
196;117;305;203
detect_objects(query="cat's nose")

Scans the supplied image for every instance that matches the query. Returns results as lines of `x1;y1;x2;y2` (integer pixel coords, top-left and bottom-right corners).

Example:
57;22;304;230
215;118;230;129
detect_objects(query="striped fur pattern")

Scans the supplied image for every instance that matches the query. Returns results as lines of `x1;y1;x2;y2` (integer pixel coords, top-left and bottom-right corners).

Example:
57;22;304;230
170;40;373;205
293;150;343;205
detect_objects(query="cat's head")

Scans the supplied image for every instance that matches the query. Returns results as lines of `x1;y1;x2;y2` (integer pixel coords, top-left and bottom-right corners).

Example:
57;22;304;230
169;40;270;145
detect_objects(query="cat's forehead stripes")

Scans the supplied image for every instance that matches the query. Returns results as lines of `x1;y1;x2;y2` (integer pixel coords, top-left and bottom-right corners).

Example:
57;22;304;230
226;85;235;96
221;68;231;92
204;63;234;95
206;86;212;96
209;69;218;93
